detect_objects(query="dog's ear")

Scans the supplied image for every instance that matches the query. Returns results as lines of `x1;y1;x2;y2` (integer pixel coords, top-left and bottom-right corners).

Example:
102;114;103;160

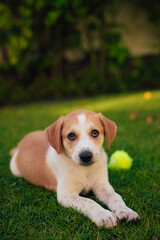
98;113;117;149
44;116;64;154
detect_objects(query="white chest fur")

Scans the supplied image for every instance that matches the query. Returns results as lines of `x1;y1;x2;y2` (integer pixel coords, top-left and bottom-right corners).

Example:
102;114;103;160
46;145;108;194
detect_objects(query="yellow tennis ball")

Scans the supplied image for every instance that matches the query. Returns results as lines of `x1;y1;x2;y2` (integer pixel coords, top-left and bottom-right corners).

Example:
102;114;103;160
108;150;133;170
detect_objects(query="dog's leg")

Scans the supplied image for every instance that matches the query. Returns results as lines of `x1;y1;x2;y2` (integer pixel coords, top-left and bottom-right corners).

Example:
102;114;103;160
57;190;117;228
93;183;140;223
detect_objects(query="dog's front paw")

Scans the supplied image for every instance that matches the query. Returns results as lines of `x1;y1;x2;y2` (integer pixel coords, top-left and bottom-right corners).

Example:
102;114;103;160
113;207;140;223
92;210;118;228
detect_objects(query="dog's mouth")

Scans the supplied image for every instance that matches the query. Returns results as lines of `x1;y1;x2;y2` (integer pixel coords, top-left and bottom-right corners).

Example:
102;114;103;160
79;161;94;166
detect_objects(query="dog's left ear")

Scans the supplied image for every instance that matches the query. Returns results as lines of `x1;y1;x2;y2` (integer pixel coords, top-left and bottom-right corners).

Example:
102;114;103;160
44;116;64;154
98;113;117;149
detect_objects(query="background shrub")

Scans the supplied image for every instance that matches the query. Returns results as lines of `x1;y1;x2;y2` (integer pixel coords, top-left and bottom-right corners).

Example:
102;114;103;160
0;0;160;105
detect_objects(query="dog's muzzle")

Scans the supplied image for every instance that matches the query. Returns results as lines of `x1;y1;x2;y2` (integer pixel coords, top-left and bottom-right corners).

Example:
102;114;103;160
79;151;93;165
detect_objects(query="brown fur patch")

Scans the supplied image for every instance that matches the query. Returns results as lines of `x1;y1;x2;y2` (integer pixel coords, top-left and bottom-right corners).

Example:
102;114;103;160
16;131;57;190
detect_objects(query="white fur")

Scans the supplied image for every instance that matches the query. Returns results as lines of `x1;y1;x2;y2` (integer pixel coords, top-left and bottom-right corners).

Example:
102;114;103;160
10;149;22;177
78;113;86;126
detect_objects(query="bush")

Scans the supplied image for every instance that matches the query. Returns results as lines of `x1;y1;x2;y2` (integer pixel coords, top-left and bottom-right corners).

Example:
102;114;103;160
0;1;160;105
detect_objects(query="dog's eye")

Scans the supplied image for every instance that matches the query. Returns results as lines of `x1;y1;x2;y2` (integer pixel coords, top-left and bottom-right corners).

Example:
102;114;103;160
91;129;99;137
68;132;76;141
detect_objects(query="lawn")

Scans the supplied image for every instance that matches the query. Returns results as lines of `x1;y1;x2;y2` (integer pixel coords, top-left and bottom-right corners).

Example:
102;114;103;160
0;91;160;240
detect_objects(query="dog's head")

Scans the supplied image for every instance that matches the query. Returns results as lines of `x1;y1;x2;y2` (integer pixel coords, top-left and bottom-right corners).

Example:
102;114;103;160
45;110;117;166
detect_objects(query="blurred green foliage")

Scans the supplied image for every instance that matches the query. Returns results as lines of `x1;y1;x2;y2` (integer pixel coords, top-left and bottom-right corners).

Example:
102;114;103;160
0;0;160;105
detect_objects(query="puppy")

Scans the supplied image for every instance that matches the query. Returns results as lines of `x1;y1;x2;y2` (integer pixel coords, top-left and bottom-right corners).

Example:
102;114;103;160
10;109;140;227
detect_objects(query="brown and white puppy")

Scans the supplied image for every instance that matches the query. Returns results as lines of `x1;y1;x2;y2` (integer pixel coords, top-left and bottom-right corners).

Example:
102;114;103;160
10;109;140;228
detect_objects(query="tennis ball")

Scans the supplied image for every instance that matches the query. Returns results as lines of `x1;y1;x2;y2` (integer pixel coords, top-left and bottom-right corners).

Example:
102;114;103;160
108;150;133;170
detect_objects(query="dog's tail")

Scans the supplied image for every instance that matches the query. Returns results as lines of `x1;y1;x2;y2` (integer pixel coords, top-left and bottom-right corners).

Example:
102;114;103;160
10;147;21;177
9;148;17;156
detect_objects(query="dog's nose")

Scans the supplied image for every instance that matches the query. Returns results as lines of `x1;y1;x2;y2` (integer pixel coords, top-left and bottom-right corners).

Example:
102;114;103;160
79;151;92;164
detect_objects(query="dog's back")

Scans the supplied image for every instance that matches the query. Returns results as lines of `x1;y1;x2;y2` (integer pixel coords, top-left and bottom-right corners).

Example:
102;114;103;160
10;131;57;190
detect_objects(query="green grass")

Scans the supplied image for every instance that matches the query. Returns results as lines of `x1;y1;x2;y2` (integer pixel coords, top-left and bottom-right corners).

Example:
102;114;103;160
0;91;160;240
